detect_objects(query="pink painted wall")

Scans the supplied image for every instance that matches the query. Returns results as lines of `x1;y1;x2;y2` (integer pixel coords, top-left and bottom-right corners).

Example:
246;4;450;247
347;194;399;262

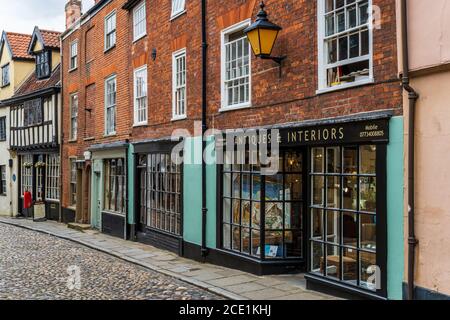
407;0;450;71
398;0;450;297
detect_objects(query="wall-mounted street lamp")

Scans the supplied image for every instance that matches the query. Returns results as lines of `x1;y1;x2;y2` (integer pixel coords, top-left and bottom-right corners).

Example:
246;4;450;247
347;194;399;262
244;1;286;75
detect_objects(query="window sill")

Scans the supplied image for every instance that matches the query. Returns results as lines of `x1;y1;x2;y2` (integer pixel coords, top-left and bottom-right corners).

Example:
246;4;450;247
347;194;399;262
171;115;187;122
316;78;374;95
68;67;78;73
84;137;95;142
104;44;116;54
170;10;187;21
0;83;10;88
103;133;117;138
133;34;147;43
68;139;78;143
219;102;252;113
133;122;148;128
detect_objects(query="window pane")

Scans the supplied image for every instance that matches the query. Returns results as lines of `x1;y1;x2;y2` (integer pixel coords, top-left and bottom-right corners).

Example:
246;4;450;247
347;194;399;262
327;176;341;209
326;245;340;279
343;147;358;174
285;174;302;201
312;148;324;173
343;212;357;247
360;214;377;251
223;198;231;223
285;230;302;258
265;231;283;258
360;145;376;174
343;176;357;210
312;176;324;206
360;252;377;291
252;229;261;257
343;247;357;284
265;202;283;230
311;241;324;273
265;174;283;201
326;210;340;244
360;177;376;212
252;202;261;228
285;202;302;230
312;208;324;240
326;147;341;173
241;201;251;227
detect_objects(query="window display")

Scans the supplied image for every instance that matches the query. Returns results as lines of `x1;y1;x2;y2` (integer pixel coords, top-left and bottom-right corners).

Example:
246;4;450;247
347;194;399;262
222;149;304;260
310;145;378;291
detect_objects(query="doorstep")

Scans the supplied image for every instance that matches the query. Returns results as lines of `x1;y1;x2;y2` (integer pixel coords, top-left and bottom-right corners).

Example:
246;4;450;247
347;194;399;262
0;216;340;301
67;223;92;232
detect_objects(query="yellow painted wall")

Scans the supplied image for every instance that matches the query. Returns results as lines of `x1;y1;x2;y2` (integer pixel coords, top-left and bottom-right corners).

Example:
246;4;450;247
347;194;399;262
13;60;34;89
51;50;61;71
0;45;13;100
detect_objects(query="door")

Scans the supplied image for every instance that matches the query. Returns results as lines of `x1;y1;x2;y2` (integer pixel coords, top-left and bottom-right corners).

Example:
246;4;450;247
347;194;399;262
91;171;102;230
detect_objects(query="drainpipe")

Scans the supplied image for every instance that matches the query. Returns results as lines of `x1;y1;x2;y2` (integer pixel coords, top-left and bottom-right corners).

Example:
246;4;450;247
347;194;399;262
201;0;209;258
400;0;419;300
59;37;64;223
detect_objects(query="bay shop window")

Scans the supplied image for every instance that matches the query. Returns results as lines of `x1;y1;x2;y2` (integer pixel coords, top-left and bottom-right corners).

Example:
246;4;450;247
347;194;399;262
219;122;387;295
138;153;182;236
318;0;373;91
221;149;305;260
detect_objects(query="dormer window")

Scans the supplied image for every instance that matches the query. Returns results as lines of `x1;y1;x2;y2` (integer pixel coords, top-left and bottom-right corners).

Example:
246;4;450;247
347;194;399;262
1;64;9;87
36;51;51;79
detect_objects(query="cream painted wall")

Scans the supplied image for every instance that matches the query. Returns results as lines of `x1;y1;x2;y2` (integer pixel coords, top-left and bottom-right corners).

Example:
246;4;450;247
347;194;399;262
403;71;450;295
0;107;11;216
13;60;34;88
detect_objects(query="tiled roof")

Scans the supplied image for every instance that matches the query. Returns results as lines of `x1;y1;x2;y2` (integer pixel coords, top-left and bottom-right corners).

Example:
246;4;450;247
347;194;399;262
5;32;33;60
13;64;61;98
40;29;61;49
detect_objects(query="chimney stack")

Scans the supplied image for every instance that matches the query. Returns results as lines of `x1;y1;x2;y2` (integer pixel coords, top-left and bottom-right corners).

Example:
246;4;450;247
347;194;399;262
65;0;82;29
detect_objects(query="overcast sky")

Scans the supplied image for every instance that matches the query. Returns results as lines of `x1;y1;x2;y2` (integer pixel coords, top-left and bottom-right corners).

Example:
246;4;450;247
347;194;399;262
0;0;95;35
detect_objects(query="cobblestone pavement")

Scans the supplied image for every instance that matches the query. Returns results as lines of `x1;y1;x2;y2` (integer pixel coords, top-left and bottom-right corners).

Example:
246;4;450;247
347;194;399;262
0;224;221;300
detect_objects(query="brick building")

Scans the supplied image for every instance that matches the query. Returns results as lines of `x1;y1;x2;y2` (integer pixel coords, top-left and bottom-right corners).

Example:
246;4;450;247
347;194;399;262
61;0;404;299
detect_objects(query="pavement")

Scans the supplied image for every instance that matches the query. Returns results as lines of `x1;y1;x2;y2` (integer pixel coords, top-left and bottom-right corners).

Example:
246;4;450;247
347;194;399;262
0;216;338;300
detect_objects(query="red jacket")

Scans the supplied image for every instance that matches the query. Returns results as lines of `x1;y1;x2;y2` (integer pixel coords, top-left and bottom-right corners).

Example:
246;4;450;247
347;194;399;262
24;191;32;209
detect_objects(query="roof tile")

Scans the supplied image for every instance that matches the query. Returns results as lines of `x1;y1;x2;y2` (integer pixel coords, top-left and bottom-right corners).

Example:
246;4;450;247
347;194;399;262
5;32;33;60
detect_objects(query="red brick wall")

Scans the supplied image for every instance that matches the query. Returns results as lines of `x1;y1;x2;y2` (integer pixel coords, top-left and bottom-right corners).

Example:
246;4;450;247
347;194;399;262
61;0;401;208
206;0;401;130
61;0;133;208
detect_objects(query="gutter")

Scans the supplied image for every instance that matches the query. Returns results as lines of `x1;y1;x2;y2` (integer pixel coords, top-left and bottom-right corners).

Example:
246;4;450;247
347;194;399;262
201;0;209;258
400;0;419;301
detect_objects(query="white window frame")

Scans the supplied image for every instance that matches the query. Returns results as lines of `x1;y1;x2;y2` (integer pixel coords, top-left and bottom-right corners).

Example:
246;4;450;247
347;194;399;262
171;0;186;19
133;1;146;41
220;19;252;112
172;48;187;120
105;75;117;136
133;65;148;126
70;93;78;140
45;154;60;201
69;41;78;70
317;0;374;94
104;11;117;51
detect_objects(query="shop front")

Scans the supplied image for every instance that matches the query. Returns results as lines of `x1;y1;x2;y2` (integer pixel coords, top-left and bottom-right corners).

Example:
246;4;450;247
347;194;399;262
214;112;394;299
18;152;60;221
89;143;129;239
133;140;183;255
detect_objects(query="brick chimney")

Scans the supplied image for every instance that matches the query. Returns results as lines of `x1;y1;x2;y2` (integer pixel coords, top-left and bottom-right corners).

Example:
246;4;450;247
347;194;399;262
65;0;82;29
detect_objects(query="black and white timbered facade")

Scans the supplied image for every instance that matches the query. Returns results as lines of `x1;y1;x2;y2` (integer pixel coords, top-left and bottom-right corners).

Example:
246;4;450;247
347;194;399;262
4;27;62;220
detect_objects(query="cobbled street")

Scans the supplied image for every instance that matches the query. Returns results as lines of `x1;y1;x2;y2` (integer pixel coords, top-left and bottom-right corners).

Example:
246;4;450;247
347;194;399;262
0;223;221;300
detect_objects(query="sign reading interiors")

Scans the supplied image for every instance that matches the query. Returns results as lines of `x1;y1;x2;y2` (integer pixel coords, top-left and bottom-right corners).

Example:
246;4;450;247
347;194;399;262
231;119;389;147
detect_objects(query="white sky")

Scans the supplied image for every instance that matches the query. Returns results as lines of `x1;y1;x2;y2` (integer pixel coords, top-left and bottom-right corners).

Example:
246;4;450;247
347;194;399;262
0;0;95;35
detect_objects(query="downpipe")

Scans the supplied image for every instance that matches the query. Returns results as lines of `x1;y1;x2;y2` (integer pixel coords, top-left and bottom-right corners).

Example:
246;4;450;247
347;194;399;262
401;0;419;300
201;0;209;258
